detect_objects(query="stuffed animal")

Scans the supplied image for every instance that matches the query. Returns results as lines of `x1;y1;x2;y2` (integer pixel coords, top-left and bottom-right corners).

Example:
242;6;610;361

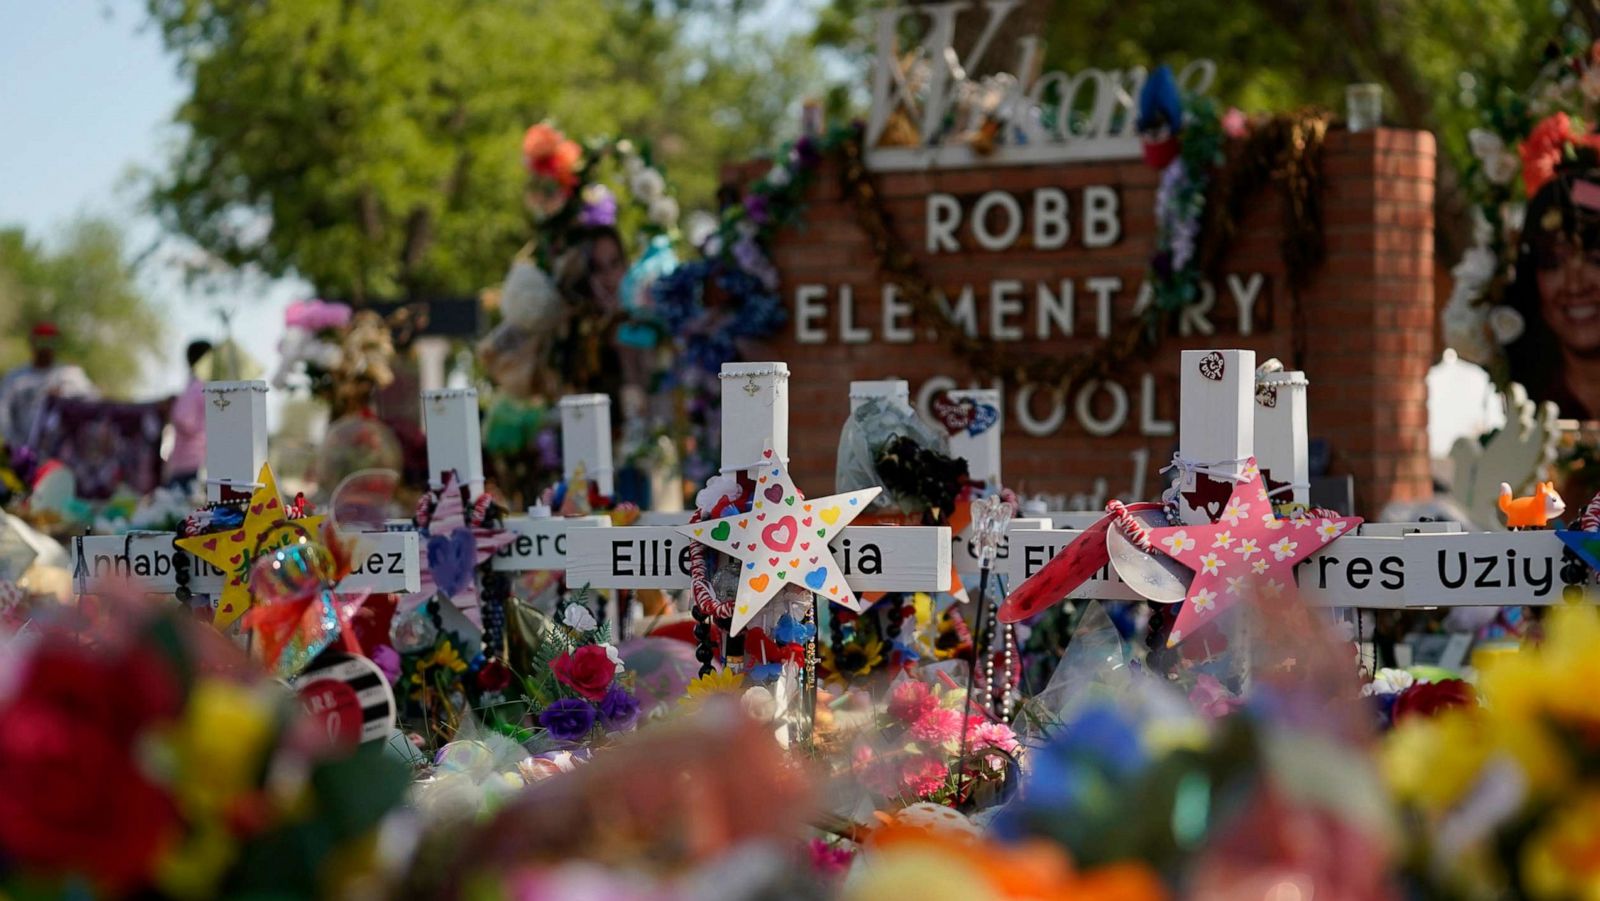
1498;481;1566;529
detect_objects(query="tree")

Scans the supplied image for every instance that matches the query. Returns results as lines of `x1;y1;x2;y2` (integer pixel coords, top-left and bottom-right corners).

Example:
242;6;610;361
144;0;818;301
0;219;164;395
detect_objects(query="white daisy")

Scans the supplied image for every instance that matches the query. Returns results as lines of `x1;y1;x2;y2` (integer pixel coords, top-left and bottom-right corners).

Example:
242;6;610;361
1234;538;1260;560
1291;513;1314;530
1199;552;1225;575
1261;579;1286;599
1225;575;1247;595
1166;629;1183;647
1161;530;1196;555
1242;461;1260;480
1316;519;1346;541
1257;487;1270;501
1221;500;1250;526
1251;559;1270;575
1211;530;1235;549
1269;537;1299;561
1261;512;1285;531
1192;588;1219;612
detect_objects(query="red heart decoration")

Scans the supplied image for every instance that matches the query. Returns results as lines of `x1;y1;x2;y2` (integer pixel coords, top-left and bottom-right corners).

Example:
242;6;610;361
203;538;218;551
802;517;813;527
230;530;247;543
768;557;779;566
756;513;766;521
761;516;798;553
251;504;264;515
266;497;279;510
799;542;810;550
762;448;773;458
228;553;242;565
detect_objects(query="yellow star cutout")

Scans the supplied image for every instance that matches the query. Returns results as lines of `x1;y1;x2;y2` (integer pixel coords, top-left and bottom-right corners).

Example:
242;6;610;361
175;463;325;628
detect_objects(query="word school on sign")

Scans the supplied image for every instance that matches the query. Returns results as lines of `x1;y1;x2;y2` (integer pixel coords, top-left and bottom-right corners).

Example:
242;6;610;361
74;531;420;594
564;526;953;593
1000;528;1586;608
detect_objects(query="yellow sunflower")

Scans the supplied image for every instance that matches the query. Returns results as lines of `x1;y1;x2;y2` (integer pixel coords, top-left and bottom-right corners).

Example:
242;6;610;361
680;668;745;707
820;634;885;678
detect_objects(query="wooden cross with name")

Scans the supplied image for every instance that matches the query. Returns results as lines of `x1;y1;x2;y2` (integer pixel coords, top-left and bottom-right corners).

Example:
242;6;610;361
73;380;421;604
566;362;952;602
409;388;614;583
1001;349;1592;616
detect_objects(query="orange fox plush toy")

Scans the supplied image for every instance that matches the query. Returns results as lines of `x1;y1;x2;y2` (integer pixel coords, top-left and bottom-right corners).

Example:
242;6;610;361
1498;481;1566;529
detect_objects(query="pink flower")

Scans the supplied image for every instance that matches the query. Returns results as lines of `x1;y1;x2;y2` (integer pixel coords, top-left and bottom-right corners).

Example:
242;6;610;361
284;299;353;331
808;839;854;877
970;721;1019;753
888;680;938;724
909;707;962;745
1222;107;1250;138
899;756;950;799
1189;674;1242;719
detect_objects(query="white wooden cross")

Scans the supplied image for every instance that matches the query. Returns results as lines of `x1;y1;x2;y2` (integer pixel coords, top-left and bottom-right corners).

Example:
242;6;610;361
566;362;952;597
73;380;420;599
999;349;1590;611
409;388;612;576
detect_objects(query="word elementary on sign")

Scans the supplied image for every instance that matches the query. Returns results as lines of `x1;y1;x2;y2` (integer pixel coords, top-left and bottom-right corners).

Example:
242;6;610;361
1004;528;1576;608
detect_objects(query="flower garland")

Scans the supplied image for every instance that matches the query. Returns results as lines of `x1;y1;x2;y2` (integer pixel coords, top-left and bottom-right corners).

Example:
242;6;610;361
522;123;681;259
682;111;1328;398
1443;37;1600;371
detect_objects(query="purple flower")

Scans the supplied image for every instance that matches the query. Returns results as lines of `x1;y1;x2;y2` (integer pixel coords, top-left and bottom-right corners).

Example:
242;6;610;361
536;427;562;470
371;645;401;684
538;698;597;741
578;184;619;227
743;192;770;225
792;135;821;168
598;685;641;730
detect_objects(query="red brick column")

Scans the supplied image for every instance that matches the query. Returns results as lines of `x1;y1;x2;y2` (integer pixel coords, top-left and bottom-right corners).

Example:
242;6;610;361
1302;129;1436;515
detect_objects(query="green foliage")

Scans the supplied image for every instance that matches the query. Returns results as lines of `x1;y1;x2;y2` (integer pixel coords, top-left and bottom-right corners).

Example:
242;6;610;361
145;0;818;301
0;219;163;395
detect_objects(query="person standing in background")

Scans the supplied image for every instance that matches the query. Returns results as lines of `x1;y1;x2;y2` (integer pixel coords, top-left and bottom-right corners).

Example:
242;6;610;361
0;322;96;455
164;340;212;491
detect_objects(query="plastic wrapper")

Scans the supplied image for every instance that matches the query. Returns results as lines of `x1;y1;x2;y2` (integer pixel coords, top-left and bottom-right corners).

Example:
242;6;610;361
835;396;949;513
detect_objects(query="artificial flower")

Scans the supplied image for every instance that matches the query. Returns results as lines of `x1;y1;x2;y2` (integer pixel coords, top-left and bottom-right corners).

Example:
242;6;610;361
523;123;582;188
577;183;618;227
1469;128;1521;185
888;679;939;724
283;298;354;332
538;698;597;742
741;685;778;722
1221;106;1250;138
900;755;951;799
1520;112;1600;198
0;641;184;892
682;667;745;705
476;657;514;694
629;167;666;203
1362;668;1416;697
370;644;402;683
599;685;641;730
517;749;580;784
561;602;598;632
910;707;963;746
1392;678;1476;723
411;642;468;686
647;195;679;228
1487;305;1525;344
551;646;617;702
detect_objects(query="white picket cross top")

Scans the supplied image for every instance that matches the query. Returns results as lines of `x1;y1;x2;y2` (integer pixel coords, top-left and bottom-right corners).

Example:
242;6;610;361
559;394;614;497
1255;367;1309;509
75;380;420;597
566;363;951;594
397;387;613;575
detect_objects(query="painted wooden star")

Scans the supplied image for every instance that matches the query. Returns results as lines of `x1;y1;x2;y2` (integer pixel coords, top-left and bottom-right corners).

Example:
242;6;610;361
175;463;324;629
1144;456;1362;646
673;443;880;635
402;471;515;627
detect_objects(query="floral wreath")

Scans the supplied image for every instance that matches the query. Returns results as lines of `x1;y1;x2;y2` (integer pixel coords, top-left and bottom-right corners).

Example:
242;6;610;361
1443;37;1600;373
522;122;681;260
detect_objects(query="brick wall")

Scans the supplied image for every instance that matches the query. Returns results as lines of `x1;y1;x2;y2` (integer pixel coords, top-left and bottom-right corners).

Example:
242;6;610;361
745;128;1436;517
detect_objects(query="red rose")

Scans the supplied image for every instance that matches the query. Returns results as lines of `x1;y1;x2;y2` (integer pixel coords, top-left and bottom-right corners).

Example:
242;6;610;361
1393;679;1476;723
0;643;182;891
551;646;616;701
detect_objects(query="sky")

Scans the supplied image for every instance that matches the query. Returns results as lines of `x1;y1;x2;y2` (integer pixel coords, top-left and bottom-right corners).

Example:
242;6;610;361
0;0;1493;458
0;0;303;407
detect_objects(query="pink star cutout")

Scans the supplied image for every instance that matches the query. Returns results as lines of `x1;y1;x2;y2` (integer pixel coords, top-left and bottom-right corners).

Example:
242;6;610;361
1144;456;1361;647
